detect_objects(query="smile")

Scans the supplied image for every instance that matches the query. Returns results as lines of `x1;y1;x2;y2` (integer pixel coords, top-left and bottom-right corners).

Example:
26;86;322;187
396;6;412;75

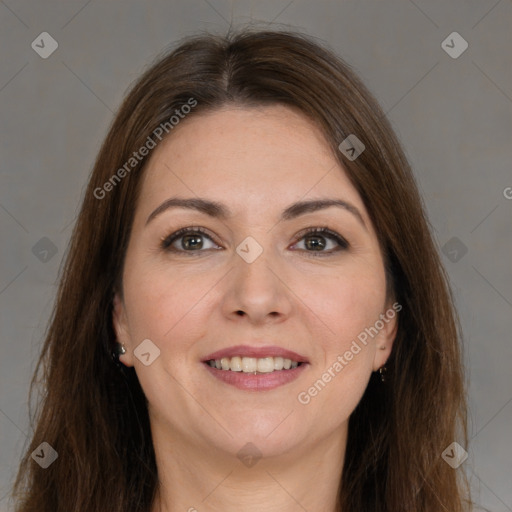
206;356;302;373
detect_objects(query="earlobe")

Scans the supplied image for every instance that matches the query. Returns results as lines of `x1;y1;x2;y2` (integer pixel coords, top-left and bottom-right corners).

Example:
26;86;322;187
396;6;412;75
112;291;134;367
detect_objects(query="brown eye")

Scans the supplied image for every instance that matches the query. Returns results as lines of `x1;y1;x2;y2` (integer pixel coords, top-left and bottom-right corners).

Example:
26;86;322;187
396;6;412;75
180;233;204;250
161;227;221;253
304;234;327;251
292;227;349;255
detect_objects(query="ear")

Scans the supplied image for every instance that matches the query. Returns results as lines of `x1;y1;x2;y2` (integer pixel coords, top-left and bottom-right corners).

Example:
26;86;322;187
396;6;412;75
372;301;400;372
112;291;135;367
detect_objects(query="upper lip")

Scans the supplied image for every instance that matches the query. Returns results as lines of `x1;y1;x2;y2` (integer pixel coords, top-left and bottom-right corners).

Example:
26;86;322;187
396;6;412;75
202;344;309;363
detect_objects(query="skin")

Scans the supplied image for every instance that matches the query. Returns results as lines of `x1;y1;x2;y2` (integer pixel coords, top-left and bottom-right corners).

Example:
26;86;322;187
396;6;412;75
113;105;397;512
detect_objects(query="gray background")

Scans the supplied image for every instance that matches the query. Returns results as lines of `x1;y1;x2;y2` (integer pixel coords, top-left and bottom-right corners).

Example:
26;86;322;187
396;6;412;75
1;1;511;510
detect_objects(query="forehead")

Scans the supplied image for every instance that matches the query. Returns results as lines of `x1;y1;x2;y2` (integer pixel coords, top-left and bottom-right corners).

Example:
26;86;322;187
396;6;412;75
138;105;367;218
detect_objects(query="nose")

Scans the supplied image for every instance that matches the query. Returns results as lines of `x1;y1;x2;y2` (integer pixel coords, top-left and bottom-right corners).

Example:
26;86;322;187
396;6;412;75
221;245;293;325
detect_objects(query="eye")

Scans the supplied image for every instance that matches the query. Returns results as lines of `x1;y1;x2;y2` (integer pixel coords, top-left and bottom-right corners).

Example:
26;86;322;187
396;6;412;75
160;226;349;256
290;227;349;255
160;227;221;254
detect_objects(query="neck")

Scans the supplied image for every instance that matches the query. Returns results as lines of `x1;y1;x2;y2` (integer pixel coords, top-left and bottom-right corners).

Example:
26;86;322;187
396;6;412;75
150;421;346;512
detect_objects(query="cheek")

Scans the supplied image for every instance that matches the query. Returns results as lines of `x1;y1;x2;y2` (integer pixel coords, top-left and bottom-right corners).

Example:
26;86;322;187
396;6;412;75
296;277;383;426
123;262;216;346
306;266;387;348
296;264;386;408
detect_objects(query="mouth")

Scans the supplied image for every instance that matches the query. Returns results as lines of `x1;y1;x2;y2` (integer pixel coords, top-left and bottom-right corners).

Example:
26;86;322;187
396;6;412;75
204;356;304;373
201;345;309;391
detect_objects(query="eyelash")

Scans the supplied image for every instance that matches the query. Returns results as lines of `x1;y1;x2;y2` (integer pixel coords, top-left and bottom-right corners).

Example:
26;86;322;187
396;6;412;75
160;226;349;257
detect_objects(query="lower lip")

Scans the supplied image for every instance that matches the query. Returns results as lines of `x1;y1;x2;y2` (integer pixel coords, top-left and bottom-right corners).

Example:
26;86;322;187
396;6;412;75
203;362;308;391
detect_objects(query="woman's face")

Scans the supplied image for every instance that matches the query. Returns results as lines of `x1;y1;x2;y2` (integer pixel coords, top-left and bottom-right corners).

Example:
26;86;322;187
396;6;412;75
113;105;397;461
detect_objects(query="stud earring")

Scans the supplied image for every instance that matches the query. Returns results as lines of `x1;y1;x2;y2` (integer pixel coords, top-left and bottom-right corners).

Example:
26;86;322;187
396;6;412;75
112;342;126;365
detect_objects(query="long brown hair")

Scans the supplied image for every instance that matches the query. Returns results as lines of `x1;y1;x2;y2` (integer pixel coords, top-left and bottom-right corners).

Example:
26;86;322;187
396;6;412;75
11;29;473;511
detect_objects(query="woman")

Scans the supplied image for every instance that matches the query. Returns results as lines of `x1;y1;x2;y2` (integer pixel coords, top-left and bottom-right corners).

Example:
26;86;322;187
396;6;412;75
11;29;473;511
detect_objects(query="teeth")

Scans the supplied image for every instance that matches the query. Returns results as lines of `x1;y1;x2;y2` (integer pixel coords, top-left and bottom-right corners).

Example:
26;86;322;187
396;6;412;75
230;356;242;371
274;356;284;370
207;356;302;373
257;357;274;373
242;356;257;373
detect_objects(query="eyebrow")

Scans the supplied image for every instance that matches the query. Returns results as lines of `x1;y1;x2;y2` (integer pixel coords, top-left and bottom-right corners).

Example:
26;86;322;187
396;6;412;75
145;197;367;230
